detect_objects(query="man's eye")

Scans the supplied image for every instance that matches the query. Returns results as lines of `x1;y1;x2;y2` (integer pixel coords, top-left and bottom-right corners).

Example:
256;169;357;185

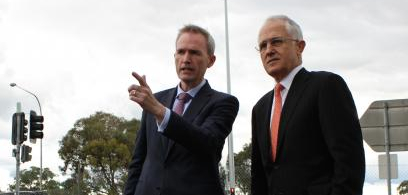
190;50;200;55
271;39;284;46
176;50;185;55
259;42;267;50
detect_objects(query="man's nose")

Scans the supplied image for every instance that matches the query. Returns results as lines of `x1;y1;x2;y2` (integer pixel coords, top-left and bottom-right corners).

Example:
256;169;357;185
181;52;192;62
265;44;276;55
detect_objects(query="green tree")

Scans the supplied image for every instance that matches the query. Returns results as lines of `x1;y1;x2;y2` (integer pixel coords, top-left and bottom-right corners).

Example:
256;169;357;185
58;111;139;195
234;143;251;195
225;142;252;195
52;170;92;195
398;180;408;195
8;166;60;192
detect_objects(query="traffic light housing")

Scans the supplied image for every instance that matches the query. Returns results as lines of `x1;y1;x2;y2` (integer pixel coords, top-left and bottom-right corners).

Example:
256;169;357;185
11;112;28;145
230;188;235;195
29;110;44;140
21;145;32;163
12;113;17;145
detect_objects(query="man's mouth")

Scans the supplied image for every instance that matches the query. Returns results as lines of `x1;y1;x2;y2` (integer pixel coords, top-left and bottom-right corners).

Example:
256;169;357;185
181;67;194;71
267;58;279;64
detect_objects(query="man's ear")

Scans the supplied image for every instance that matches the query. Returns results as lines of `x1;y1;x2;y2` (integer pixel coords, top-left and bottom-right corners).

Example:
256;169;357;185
297;40;306;54
208;55;216;68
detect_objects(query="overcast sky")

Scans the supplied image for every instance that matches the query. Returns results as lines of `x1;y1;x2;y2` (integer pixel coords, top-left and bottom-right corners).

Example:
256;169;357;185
1;0;408;193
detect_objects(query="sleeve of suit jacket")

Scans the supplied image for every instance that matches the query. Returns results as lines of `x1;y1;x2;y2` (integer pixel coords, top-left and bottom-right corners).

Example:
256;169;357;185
123;111;148;195
251;105;269;195
163;93;239;156
319;73;365;195
123;89;239;195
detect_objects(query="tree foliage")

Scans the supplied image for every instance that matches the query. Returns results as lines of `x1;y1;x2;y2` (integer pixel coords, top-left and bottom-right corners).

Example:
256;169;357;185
224;142;252;195
234;143;251;195
398;180;408;195
58;111;139;195
8;166;60;192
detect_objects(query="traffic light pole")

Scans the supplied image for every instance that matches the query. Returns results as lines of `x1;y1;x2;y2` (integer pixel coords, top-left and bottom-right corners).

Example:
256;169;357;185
15;102;22;195
10;83;43;191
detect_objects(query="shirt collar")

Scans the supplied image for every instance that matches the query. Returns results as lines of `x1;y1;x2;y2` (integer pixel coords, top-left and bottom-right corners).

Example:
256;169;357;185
176;79;206;98
279;65;303;90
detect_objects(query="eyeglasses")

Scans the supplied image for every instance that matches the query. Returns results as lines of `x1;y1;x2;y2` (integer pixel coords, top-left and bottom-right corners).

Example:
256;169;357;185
256;37;299;52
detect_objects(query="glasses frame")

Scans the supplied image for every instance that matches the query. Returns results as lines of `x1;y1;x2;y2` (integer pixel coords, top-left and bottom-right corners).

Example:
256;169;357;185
255;37;299;52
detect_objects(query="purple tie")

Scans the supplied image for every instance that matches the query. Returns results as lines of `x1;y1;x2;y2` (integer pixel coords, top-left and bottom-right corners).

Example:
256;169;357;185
173;93;192;115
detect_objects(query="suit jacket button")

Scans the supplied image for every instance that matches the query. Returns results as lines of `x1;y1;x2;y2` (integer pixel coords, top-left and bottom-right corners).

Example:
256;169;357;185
273;165;280;170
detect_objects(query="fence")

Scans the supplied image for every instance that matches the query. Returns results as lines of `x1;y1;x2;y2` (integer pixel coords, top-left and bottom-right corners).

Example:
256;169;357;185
0;192;47;195
225;163;408;195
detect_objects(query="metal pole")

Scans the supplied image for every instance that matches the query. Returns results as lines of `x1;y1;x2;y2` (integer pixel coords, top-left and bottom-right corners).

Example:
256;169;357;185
16;102;22;195
77;164;80;195
10;83;43;191
224;0;231;93
223;0;235;193
383;102;391;195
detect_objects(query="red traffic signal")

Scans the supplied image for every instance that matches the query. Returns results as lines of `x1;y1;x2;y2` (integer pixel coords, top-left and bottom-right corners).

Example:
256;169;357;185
230;188;235;195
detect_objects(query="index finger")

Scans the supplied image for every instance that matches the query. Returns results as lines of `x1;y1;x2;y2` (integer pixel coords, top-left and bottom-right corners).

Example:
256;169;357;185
132;72;148;87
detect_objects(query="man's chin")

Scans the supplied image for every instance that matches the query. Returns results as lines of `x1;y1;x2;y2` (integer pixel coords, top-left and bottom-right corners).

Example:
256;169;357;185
266;67;279;76
179;77;196;84
179;75;193;80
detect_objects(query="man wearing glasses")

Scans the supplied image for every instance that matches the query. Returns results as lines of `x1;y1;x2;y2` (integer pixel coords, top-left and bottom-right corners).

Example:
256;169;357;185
251;15;365;195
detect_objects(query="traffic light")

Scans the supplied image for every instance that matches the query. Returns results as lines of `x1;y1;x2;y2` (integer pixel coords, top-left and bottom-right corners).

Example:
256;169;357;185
29;110;44;140
21;145;32;163
11;112;28;145
11;113;17;145
230;188;235;195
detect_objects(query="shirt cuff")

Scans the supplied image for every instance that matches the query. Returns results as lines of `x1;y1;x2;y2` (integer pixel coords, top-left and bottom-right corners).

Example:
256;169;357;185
157;108;171;132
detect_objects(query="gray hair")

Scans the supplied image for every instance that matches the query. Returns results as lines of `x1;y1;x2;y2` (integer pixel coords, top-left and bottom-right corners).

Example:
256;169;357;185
176;24;216;56
264;15;303;40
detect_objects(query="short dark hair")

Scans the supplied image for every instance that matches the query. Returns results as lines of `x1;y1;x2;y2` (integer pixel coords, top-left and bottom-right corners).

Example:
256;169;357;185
176;24;215;56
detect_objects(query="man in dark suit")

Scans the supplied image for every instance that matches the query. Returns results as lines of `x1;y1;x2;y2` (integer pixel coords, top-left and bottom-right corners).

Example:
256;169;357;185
251;15;365;195
124;24;239;195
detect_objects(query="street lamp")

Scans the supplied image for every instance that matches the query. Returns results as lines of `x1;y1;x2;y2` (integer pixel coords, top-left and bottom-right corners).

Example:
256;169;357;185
222;0;236;194
10;82;43;191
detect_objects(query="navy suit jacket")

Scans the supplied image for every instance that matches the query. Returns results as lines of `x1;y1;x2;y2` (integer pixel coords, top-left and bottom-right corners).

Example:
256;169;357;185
251;68;365;195
124;81;239;195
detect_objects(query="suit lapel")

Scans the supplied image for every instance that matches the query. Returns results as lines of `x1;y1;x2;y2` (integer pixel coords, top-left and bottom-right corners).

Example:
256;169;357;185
165;82;213;159
183;83;212;122
161;88;177;156
260;91;274;162
276;68;310;159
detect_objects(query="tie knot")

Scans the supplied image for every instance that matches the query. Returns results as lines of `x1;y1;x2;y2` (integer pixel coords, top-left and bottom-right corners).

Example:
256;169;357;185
275;83;284;92
177;92;192;103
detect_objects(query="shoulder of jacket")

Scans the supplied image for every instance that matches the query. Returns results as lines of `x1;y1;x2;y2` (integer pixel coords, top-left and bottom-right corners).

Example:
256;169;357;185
253;90;273;109
309;71;343;81
154;88;175;97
